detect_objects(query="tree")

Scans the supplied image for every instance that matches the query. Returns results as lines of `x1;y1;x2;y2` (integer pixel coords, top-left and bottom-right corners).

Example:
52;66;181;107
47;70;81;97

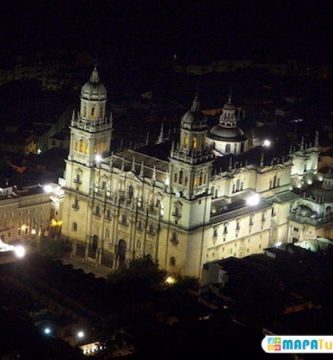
107;256;167;303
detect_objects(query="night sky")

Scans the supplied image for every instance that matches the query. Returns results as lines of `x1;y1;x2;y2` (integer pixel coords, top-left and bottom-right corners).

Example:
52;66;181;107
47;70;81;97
1;0;333;65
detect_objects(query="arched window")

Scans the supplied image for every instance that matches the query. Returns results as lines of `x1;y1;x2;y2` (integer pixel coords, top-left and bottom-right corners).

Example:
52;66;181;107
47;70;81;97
273;175;277;188
128;185;134;199
236;179;240;192
173;202;182;217
184;135;188;147
73;197;79;209
199;172;203;186
137;220;143;231
225;144;231;153
75;173;81;184
105;228;110;238
72;222;77;231
95;205;100;216
91;107;95;116
192;137;197;149
79;139;84;153
171;232;178;245
137;240;141;249
174;173;178;183
184;176;188;186
106;209;111;220
83;104;87;117
169;256;176;267
148;223;155;234
179;170;183;184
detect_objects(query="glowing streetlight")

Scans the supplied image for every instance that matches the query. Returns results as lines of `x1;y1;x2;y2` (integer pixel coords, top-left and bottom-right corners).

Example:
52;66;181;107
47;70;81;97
77;330;85;339
37;148;42;154
246;193;260;206
43;327;52;335
14;245;26;258
263;139;271;147
95;154;102;164
165;276;176;285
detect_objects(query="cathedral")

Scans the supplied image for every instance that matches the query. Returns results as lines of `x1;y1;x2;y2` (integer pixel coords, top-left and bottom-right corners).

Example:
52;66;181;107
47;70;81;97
61;68;332;278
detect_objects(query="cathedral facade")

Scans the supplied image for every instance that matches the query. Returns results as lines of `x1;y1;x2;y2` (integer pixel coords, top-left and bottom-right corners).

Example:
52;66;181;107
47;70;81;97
61;69;326;278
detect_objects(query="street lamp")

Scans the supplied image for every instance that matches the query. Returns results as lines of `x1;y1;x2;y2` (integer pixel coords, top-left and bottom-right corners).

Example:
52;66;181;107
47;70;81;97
263;139;271;147
14;245;26;258
77;330;85;339
43;327;52;336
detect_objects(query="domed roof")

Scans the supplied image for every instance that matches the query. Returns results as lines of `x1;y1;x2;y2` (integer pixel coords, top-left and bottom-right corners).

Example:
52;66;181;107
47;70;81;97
209;124;246;141
81;67;107;101
181;96;207;127
182;111;205;125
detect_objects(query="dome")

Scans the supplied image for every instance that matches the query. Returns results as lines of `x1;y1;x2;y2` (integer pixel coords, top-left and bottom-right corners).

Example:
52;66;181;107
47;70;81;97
81;67;107;101
182;110;205;125
209;124;246;141
181;96;207;127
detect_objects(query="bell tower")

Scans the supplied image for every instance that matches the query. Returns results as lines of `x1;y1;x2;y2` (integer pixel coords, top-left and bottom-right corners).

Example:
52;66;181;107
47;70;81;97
62;68;112;243
168;96;214;228
66;67;112;194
